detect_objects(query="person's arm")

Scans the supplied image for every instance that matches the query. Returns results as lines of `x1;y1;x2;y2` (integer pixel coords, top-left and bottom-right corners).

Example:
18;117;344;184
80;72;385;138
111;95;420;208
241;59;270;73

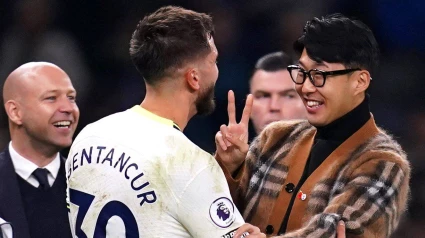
173;162;245;238
216;133;265;212
214;90;256;209
169;153;265;238
275;157;410;238
215;90;312;220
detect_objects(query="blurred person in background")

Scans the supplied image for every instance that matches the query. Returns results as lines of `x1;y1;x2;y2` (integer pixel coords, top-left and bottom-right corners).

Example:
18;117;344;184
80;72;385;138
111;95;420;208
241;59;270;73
215;13;410;237
249;51;306;136
0;62;78;238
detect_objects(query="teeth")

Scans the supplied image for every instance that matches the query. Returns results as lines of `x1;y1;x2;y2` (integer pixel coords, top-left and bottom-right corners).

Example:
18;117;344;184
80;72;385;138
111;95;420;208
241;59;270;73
54;121;71;126
307;100;321;107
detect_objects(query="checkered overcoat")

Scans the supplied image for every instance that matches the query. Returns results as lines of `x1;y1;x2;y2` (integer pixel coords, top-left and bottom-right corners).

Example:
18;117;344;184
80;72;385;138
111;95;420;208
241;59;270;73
220;117;410;237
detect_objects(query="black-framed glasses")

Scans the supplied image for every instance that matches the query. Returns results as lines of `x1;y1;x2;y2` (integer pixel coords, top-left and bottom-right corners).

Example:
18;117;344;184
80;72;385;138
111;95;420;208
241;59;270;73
287;65;361;87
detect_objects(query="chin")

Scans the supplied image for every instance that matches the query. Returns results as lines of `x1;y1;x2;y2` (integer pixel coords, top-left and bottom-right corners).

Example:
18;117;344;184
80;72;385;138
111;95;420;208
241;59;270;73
54;139;73;149
306;116;327;127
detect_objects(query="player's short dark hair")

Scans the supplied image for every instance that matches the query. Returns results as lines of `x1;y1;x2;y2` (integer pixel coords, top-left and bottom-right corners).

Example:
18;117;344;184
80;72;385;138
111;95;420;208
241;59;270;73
249;51;294;83
254;51;293;72
129;6;214;85
294;13;379;74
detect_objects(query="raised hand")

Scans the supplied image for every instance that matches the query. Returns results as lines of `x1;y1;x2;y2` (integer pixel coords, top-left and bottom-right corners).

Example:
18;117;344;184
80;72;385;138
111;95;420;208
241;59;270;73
215;90;253;174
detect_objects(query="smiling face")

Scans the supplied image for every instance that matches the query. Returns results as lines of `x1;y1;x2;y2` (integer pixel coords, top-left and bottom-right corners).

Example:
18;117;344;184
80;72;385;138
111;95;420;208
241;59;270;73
16;65;80;150
250;69;306;134
296;49;363;126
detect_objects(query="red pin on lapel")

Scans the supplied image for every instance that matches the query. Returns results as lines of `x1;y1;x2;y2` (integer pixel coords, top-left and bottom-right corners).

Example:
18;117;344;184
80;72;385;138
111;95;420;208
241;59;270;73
297;190;307;201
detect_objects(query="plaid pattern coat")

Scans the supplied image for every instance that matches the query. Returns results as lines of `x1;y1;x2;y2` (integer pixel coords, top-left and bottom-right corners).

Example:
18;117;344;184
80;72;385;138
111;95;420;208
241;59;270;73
220;116;410;237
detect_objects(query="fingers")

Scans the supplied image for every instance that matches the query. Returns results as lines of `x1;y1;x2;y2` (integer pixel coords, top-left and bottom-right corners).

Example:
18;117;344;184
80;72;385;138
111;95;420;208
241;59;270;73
336;220;346;238
225;133;248;154
215;131;227;151
216;124;249;152
240;94;253;126
234;223;265;238
220;125;231;147
227;90;237;124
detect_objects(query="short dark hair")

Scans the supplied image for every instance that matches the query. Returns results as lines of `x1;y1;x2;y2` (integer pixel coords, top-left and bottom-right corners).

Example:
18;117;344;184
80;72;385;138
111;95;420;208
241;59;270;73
129;6;214;85
294;13;379;74
255;51;293;72
250;51;293;82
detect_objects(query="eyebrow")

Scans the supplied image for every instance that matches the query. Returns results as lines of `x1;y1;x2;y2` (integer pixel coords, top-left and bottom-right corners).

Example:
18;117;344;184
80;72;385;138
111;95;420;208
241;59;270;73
42;89;76;95
254;89;297;94
280;88;297;94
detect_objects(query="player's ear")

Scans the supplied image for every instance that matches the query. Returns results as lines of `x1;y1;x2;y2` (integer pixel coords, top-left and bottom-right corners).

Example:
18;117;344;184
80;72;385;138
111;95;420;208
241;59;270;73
353;70;370;95
185;68;200;91
5;100;23;125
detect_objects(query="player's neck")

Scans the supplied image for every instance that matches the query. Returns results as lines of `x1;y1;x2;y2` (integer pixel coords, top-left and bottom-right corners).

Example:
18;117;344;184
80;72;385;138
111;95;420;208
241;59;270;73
141;87;195;131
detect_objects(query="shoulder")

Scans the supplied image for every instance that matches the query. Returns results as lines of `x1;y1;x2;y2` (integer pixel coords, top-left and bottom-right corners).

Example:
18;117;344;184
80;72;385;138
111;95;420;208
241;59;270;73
162;135;224;197
0;148;8;160
349;127;410;176
250;119;314;153
0;149;12;174
167;133;217;170
74;112;123;136
369;127;409;171
0;147;11;166
72;109;146;145
263;119;313;139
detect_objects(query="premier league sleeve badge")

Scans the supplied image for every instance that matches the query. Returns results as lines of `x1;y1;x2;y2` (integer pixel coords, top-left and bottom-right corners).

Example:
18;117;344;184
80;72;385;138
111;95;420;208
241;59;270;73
209;197;236;228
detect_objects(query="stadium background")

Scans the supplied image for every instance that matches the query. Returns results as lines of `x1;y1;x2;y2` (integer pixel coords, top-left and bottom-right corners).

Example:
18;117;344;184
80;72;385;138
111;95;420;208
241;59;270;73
0;0;424;236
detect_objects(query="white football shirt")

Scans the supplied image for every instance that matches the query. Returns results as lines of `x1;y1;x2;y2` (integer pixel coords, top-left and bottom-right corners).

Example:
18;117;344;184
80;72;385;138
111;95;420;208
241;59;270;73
66;106;245;238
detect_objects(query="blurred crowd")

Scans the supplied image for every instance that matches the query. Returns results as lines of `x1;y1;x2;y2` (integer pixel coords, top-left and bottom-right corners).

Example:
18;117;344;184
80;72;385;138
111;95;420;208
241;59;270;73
0;0;424;236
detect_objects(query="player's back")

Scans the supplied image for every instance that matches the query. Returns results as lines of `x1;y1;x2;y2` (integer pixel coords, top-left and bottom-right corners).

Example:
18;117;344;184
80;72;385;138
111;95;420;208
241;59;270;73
66;106;244;238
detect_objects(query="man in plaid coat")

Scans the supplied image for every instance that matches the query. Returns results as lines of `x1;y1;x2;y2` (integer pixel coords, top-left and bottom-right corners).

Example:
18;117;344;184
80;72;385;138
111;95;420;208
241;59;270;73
216;14;410;238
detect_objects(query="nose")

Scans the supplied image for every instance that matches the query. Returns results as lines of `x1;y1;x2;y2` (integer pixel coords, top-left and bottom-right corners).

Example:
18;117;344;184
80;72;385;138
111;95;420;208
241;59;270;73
269;95;281;112
301;76;317;94
58;97;78;114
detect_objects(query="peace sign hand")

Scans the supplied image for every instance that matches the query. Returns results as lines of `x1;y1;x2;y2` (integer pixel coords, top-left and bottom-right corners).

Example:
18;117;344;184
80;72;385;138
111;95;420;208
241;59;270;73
215;90;253;174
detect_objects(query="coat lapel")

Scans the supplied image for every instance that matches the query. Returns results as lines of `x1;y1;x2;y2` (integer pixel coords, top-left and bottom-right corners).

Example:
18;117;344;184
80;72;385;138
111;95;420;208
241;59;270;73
0;147;31;238
265;128;316;233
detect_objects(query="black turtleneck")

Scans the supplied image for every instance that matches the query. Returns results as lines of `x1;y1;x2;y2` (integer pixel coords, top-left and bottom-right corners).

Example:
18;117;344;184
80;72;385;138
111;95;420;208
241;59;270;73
278;95;371;234
306;95;371;177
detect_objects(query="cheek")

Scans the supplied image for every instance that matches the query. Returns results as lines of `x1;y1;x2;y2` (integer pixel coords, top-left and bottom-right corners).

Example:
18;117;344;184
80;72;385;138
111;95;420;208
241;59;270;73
284;103;298;112
295;85;303;95
211;64;219;80
252;101;266;113
320;88;342;116
22;105;44;120
250;104;264;120
296;100;306;110
283;103;301;117
73;105;81;120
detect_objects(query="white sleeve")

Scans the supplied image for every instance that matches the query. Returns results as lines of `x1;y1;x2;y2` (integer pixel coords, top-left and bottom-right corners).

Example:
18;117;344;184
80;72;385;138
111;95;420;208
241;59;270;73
174;164;245;238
